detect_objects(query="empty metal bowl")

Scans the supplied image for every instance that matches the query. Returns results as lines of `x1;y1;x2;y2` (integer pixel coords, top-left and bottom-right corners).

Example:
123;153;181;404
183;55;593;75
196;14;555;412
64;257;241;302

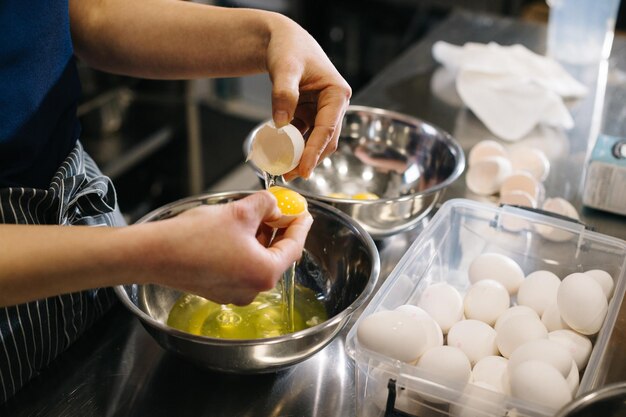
243;105;465;238
114;191;380;373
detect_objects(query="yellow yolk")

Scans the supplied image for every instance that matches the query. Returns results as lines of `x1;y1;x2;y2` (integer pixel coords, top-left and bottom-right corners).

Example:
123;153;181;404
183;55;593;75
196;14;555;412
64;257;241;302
352;192;379;200
268;186;308;216
328;192;350;199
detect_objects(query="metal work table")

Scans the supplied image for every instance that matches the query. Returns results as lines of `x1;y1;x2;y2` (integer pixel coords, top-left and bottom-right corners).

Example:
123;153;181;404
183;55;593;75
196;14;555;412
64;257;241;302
3;10;625;417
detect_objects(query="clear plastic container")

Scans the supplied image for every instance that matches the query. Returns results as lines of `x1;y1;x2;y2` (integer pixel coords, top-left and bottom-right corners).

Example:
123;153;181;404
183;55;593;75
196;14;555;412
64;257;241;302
345;199;626;417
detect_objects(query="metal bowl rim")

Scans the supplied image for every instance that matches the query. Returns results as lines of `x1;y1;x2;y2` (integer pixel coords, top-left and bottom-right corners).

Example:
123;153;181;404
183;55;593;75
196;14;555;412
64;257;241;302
114;190;380;346
554;381;626;417
242;104;466;204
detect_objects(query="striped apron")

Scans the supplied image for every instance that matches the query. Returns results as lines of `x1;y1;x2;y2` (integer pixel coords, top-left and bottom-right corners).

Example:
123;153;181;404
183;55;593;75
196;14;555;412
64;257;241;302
0;142;125;403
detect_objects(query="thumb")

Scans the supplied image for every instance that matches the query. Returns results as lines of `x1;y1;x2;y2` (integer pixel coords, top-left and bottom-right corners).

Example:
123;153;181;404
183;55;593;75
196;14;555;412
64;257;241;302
232;191;281;227
271;62;301;128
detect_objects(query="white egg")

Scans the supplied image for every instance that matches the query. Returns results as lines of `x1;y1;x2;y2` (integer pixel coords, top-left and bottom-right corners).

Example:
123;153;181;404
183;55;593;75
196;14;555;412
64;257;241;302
448;320;499;366
463;280;510;326
508;147;550;182
466;156;513;196
541;303;571;331
247;121;304;176
472;356;509;393
499;171;544;203
357;310;429;363
509;360;572;410
416;346;472;386
496;314;548;358
517;270;561;316
468;253;525;295
449;381;505;417
468;140;509;167
417;283;464;334
495;306;539;332
566;360;580;395
395;305;444;349
584;269;614;299
548;329;593;370
535;198;580;242
557;273;608;335
507;339;573;377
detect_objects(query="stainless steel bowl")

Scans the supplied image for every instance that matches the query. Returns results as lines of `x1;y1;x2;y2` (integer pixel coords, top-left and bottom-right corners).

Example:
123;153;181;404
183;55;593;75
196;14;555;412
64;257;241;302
555;382;626;417
114;191;380;373
243;105;465;238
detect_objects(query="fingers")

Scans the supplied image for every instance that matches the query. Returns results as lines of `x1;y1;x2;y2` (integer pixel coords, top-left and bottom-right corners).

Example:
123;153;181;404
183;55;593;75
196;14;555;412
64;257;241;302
298;86;351;178
231;191;281;227
267;213;313;270
270;60;302;128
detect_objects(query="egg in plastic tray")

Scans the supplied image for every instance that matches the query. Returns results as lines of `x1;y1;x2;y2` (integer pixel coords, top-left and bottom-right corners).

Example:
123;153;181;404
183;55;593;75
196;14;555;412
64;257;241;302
345;198;626;417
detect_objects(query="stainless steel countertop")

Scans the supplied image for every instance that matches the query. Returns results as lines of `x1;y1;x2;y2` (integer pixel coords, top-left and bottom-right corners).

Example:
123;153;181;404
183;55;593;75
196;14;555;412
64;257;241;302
2;10;625;417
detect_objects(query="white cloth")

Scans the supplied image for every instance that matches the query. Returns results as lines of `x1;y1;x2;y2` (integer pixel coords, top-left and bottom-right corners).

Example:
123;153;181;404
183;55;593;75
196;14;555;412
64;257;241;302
432;41;588;141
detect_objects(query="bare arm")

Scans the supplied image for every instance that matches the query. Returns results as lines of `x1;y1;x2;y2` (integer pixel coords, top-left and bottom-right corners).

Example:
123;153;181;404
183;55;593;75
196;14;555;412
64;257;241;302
69;0;351;177
0;192;312;308
70;1;276;79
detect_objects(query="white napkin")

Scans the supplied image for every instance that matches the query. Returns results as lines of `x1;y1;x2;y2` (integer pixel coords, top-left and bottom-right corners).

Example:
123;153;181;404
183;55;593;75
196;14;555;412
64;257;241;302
432;41;588;141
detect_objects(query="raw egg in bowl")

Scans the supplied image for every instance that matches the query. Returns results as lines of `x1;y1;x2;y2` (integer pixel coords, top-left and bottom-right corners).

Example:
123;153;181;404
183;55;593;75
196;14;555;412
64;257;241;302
114;191;379;373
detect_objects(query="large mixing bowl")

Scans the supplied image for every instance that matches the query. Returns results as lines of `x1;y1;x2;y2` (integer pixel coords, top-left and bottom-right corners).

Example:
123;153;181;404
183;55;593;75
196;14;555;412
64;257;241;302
114;191;380;373
243;105;465;238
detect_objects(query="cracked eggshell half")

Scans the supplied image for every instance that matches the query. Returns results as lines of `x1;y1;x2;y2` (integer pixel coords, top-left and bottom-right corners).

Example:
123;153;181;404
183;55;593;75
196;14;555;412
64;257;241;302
248;121;305;176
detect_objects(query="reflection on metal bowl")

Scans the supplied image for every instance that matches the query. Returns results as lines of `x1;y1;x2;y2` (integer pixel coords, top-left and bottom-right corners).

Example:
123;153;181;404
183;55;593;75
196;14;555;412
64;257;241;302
243;105;465;238
114;191;380;373
555;382;626;417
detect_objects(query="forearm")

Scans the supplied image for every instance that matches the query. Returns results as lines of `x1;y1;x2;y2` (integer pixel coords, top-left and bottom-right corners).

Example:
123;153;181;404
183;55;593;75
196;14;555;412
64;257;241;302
0;224;157;307
70;0;285;79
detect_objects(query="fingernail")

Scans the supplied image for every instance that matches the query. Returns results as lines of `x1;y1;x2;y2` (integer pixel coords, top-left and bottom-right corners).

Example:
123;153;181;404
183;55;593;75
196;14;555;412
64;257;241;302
273;111;289;128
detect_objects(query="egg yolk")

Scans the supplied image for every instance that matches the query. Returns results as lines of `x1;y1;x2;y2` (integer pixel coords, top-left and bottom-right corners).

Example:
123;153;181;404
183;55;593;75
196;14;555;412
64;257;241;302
352;192;379;200
268;186;307;216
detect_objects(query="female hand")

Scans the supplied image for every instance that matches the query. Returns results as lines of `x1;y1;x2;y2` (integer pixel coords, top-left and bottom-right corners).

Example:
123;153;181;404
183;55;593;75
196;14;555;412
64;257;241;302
145;191;313;306
265;15;352;180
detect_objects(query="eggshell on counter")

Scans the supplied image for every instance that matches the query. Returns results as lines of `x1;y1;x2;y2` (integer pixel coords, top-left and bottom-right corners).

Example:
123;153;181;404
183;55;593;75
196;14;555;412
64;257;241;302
466;156;513;196
463;280;510;326
468;140;508;167
499;171;544;203
447;320;499;366
472;356;509;393
548;329;593;371
517;270;561;316
557;273;608;335
509;360;572;410
417;283;464;334
496;314;548;358
468;253;525;295
357;310;429;363
507;339;572;377
508;147;550;182
535;198;580;242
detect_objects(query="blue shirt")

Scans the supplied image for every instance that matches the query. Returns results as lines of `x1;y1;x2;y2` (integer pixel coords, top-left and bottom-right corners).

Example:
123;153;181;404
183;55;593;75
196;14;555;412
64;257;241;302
0;0;81;189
